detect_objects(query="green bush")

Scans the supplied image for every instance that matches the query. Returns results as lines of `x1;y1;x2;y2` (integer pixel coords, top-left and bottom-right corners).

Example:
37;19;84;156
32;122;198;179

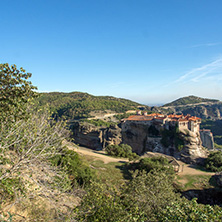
83;119;116;127
0;177;25;205
105;144;139;160
205;151;222;172
158;198;222;221
74;170;178;221
161;127;184;151
131;156;174;175
50;148;95;186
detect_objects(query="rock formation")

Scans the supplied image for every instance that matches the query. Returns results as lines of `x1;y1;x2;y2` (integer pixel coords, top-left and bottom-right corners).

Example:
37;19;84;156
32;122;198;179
199;129;214;150
71;117;208;164
179;129;208;164
71;121;122;150
121;121;207;163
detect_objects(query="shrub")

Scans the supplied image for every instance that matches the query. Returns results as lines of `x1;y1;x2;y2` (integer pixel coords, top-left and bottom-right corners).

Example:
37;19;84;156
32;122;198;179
205;151;222;172
50;148;95;186
105;144;139;160
131;156;174;175
158;198;222;221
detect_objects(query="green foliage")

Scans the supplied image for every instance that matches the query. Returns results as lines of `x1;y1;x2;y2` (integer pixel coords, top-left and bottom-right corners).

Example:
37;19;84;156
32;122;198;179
130;156;175;175
50;148;95;186
82;119;116;127
74;181;125;221
0;63;37;121
105;144;139;160
0;212;14;222
161;126;184;151
122;170;178;221
74;170;178;221
36;92;141;120
205;151;222;172
214;142;222;150
158;198;222;221
0;177;25;205
114;112;135;121
163;95;218;107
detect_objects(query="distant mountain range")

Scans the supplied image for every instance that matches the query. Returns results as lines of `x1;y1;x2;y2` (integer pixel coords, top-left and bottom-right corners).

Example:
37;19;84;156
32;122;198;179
161;95;222;120
163;95;219;107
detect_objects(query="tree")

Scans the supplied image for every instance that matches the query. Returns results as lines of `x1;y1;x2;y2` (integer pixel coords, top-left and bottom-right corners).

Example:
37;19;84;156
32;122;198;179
158;198;222;221
205;151;222;172
0;63;37;120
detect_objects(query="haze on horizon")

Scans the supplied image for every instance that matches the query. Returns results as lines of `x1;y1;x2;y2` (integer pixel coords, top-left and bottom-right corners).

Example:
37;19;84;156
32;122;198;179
1;0;222;104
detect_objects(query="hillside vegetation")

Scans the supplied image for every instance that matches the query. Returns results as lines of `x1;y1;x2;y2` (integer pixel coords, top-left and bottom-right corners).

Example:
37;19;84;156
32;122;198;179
1;63;222;221
37;92;141;119
163;95;219;107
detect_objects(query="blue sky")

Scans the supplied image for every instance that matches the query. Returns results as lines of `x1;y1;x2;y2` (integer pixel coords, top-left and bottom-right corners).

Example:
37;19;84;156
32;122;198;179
1;0;222;104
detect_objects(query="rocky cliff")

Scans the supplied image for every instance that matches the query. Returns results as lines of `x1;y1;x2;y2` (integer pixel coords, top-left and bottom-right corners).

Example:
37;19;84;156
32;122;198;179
200;130;214;150
71;120;208;163
71;121;122;150
162;102;222;120
121;121;208;163
179;129;208;163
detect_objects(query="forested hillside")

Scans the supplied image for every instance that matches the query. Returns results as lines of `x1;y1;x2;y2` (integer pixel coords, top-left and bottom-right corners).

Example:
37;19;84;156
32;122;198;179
37;92;141;119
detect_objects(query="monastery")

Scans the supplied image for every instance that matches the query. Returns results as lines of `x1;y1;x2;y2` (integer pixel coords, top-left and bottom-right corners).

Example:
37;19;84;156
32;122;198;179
122;111;201;133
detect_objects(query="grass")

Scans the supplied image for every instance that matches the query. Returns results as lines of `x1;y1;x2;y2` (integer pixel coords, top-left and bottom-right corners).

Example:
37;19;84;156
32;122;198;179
81;156;129;186
80;151;215;192
176;174;213;190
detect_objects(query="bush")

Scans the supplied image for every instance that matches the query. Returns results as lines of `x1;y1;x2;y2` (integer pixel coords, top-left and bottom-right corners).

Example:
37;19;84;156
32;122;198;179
158;198;222;221
0;177;25;205
50;148;95;186
205;151;222;172
130;156;175;175
105;144;139;160
83;119;116;127
161;127;184;151
74;170;178;221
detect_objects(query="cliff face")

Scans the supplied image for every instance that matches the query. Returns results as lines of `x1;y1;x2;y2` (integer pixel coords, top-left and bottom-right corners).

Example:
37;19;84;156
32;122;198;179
121;121;208;163
179;129;208;163
71;121;121;150
71;120;208;163
200;130;214;150
162;103;222;120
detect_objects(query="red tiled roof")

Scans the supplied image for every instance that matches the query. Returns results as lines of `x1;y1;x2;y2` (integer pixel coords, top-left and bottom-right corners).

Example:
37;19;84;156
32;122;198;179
125;114;201;123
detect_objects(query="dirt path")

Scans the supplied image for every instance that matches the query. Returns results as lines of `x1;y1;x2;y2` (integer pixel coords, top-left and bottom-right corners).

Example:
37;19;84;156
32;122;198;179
66;142;128;164
177;160;214;176
66;142;215;176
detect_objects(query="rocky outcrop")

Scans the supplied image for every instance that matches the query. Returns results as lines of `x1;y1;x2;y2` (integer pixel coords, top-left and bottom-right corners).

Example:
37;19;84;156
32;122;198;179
162;103;222;120
179;129;208;164
71;120;208;164
71;121;121;150
121;121;207;163
121;122;150;154
200;130;214;150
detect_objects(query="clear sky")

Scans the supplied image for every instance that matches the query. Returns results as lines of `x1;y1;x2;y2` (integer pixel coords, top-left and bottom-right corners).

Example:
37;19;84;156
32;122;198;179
1;0;222;105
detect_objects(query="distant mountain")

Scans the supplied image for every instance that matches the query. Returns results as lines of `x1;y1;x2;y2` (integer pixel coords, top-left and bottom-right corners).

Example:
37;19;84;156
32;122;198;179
161;96;222;146
36;92;143;119
163;95;219;107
